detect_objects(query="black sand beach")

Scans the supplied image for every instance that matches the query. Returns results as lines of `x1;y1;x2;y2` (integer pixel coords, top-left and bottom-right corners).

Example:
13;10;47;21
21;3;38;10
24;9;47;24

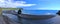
2;13;60;24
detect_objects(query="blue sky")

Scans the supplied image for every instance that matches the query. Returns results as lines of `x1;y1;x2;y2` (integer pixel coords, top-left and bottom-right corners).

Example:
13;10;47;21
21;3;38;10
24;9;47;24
22;0;60;10
0;0;60;10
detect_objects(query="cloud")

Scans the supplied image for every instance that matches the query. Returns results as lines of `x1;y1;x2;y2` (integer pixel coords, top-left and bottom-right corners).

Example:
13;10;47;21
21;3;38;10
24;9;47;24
39;0;57;1
35;8;54;10
35;8;60;10
0;0;36;8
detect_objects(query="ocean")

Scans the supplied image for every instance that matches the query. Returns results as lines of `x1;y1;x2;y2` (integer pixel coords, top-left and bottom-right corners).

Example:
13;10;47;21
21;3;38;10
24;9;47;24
22;10;58;15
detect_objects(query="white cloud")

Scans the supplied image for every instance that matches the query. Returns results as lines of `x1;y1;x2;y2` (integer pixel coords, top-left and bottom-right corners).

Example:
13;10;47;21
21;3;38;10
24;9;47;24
34;8;60;10
38;0;57;1
36;8;54;10
0;0;36;8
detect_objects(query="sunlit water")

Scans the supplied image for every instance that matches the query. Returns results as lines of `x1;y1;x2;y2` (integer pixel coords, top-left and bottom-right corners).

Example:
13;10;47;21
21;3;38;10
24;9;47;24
22;10;58;15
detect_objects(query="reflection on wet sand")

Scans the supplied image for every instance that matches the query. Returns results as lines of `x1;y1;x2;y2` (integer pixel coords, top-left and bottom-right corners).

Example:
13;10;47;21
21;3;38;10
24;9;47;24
2;13;60;24
2;13;21;24
3;12;60;24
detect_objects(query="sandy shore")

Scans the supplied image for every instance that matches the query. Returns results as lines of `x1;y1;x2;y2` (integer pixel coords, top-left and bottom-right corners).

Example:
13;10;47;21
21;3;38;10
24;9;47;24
18;14;56;19
2;12;60;24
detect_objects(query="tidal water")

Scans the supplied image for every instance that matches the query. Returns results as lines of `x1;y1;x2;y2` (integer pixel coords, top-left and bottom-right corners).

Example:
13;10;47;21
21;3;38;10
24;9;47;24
22;10;58;15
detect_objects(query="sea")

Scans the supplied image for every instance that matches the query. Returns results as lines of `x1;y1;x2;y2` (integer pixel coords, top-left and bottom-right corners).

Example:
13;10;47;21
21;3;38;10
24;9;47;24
22;10;58;15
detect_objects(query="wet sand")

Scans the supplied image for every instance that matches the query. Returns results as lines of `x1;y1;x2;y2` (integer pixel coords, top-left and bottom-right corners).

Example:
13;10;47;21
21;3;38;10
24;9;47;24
20;14;55;19
2;15;21;24
2;13;60;24
0;16;6;24
51;16;60;24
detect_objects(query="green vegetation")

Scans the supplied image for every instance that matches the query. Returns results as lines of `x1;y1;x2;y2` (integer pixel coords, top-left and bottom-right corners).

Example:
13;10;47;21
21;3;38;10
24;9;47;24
2;8;20;10
0;8;2;15
0;8;21;15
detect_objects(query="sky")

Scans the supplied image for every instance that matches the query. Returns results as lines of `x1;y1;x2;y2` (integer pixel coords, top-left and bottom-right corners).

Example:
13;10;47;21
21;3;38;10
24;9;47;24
0;0;60;10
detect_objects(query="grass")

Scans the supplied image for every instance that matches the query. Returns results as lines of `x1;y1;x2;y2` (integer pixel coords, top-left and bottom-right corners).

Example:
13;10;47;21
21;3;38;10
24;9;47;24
0;8;21;15
0;8;2;15
2;8;20;10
